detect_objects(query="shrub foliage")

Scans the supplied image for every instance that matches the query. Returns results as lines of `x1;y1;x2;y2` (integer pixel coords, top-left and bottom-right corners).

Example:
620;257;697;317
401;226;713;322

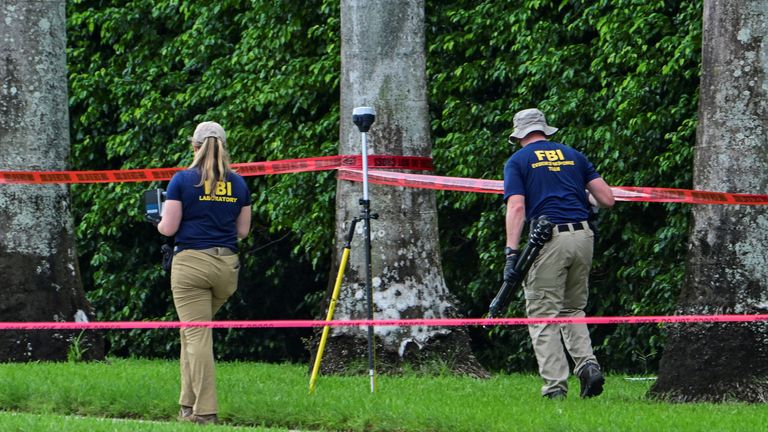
66;0;701;372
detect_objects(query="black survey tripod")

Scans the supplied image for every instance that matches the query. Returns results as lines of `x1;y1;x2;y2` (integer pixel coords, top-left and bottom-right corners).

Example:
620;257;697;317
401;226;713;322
309;107;379;393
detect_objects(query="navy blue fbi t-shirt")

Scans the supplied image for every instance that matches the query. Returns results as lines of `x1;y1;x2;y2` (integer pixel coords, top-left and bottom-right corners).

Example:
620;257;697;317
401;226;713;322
166;169;251;252
503;140;600;224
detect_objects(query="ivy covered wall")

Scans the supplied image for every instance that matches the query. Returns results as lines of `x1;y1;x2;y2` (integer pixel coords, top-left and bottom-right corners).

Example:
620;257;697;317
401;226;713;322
66;0;701;372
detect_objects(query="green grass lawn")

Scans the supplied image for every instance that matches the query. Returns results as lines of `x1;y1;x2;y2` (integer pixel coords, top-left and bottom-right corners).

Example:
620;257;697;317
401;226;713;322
0;359;765;431
0;411;282;431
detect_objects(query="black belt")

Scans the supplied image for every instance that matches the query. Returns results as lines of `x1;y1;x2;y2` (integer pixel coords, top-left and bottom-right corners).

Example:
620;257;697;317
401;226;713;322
556;222;587;233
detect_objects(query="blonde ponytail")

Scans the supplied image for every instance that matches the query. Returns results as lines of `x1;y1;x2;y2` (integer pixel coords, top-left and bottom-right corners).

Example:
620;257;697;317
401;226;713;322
189;136;232;196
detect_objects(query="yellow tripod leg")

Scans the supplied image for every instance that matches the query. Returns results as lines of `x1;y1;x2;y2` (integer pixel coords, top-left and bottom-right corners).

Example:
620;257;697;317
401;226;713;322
309;247;351;393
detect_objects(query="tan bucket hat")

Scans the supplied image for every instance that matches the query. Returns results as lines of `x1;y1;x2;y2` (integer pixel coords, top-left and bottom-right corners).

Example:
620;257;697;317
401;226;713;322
508;108;558;142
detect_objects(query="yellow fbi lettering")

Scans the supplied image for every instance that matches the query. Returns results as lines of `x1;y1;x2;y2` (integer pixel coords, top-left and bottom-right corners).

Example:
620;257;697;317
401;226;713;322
531;149;574;171
199;181;239;203
204;181;232;196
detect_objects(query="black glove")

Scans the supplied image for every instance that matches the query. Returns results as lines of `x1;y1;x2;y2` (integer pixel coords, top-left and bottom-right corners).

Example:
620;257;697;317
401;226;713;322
503;248;520;282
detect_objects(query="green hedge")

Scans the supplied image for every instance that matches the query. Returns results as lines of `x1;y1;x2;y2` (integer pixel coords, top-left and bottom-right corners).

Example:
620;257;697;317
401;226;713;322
66;0;701;372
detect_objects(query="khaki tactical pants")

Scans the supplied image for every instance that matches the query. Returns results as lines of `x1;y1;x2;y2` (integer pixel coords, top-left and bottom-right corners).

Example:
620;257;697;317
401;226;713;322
171;249;239;415
522;222;598;396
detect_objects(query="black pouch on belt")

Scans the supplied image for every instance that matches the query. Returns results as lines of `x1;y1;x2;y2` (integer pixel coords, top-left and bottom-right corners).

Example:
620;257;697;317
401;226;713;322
161;241;174;273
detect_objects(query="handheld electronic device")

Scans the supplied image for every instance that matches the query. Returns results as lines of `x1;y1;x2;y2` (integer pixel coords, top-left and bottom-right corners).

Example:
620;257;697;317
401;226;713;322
143;188;166;223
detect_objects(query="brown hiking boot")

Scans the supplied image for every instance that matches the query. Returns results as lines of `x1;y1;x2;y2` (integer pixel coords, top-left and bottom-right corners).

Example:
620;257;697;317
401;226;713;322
177;406;193;421
189;414;219;425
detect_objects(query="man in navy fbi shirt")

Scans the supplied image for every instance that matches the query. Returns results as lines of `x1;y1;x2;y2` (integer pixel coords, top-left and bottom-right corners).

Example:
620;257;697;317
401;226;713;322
503;108;614;399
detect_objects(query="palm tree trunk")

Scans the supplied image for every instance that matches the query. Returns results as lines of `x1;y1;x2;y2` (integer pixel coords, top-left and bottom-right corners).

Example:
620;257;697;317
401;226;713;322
0;1;103;361
650;0;768;402
314;0;485;376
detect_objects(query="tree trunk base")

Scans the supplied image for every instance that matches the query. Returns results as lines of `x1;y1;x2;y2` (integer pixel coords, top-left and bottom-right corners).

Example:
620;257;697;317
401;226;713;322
649;322;768;403
0;330;104;362
307;328;489;378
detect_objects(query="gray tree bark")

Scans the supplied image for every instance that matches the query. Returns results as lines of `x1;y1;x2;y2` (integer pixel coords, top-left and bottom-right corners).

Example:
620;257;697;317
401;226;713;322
650;0;768;402
0;0;103;361
314;0;484;376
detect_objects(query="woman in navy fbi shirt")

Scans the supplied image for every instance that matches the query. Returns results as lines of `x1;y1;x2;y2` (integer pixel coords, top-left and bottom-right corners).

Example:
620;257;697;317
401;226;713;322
158;121;251;424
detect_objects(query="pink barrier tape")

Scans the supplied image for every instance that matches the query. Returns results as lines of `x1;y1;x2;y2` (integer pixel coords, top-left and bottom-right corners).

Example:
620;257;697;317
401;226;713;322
3;314;768;330
337;169;768;205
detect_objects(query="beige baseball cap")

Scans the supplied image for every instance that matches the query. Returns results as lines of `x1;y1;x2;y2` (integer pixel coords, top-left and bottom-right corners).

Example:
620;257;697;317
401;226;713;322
508;108;558;141
191;121;226;144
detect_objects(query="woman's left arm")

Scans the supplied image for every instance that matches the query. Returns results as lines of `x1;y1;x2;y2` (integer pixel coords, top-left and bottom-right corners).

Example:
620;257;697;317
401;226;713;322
236;205;252;239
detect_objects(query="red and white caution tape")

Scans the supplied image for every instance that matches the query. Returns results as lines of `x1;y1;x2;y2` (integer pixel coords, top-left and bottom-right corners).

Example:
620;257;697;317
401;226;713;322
337;169;768;205
0;155;433;184
2;154;765;205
